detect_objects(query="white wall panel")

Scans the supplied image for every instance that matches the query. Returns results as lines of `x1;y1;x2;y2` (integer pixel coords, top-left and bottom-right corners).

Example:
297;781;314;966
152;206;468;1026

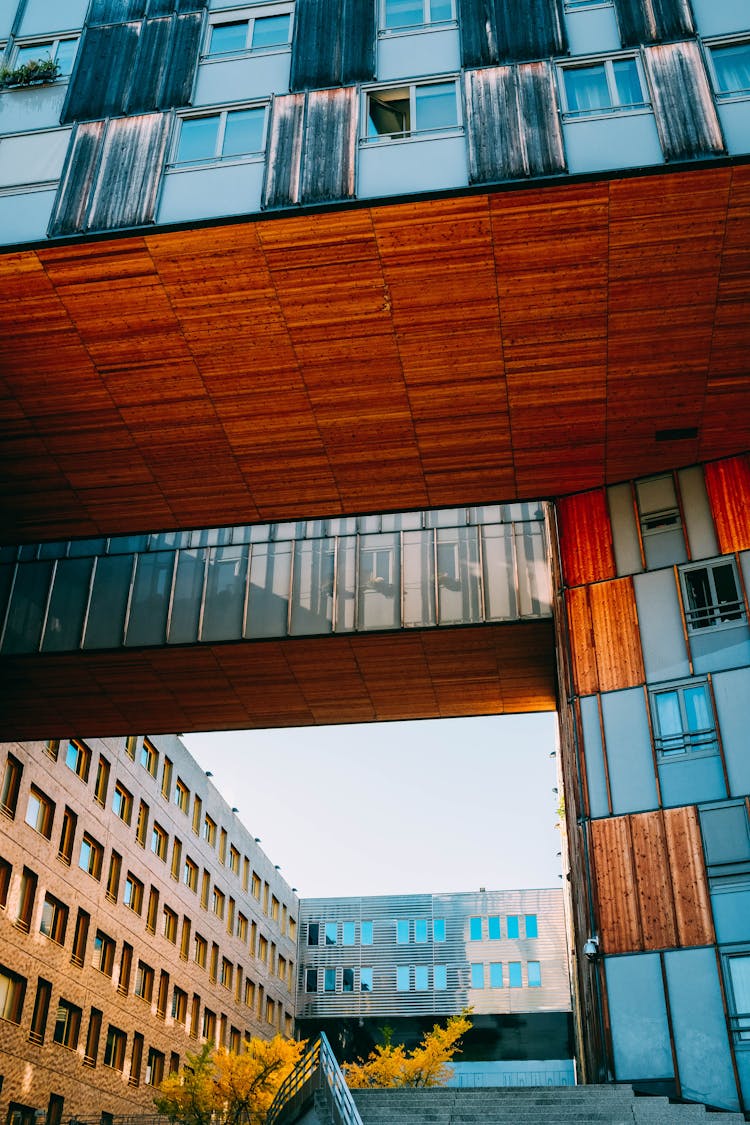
601;687;658;814
562;113;663;174
678;465;718;561
634;569;690;682
377;27;460;82
358;133;468;197
608;483;642;577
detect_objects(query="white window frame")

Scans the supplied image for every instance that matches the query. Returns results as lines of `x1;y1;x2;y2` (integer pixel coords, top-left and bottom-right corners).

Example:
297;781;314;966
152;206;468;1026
361;77;462;144
557;53;650;120
170;103;269;168
679;557;746;634
704;37;750;102
649;678;718;760
204;5;294;58
9;35;80;79
378;0;457;35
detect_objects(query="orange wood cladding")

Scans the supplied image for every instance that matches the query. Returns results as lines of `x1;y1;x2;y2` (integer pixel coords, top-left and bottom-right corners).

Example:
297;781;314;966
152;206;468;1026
0;621;556;740
556;489;616;587
0;166;749;542
565;578;644;695
704;454;750;553
591;807;713;955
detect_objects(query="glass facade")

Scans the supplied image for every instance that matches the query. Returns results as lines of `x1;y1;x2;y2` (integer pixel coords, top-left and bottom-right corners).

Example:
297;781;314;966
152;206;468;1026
0;503;551;655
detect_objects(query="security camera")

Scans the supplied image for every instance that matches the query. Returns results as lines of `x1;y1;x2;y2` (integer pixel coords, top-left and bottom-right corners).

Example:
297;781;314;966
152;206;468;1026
583;936;600;961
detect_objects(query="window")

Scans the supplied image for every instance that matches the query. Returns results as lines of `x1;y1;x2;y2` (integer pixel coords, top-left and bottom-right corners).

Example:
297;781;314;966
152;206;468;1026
163;906;178;943
469;916;482;940
12;36;79;77
58;806;77;865
151;822;168;860
507;915;520;939
305;968;317;992
635;474;685;567
307;922;319;945
0;855;9;908
221;958;233;988
271;894;279;920
207;11;292;55
16;867;36;932
181;916;191;961
237;912;248;942
192;794;203;834
53;999;81;1048
509;961;522;987
194;933;208;968
190;994;201;1038
229;845;240;875
172;986;188;1023
171;836;182;880
561;57;647;117
396;965;410;991
123;872;144;914
118;944;133;996
40;894;68;944
724;951;750;1042
136;799;149;846
112;781;133;824
29;978;52;1044
146;1047;165;1087
525;915;538;939
362;920;374;944
681;559;745;631
65;739;90;782
85;1008;102;1066
213;887;226;918
700;802;750;887
71;909;89;967
709;41;750;98
490;962;503;988
433;964;446;990
433;918;445;942
325;921;337;945
157;971;169;1018
78;833;103;879
488;916;501;940
45;739;60;760
93;930;115;976
104;1025;127;1071
324;967;336;992
396;919;409;944
0;964;26;1023
106;851;121;903
125;735;138;759
146;886;159;934
94;755;110;806
174;778;190;813
1;753;22;817
219;827;228;864
140;738;158;776
381;0;454;30
130;1032;144;1087
415;965;429;990
25;786;55;838
650;680;717;758
252;871;261;899
135;961;154;1002
202;814;216;846
528;961;542;987
361;966;373;992
414;918;428;943
208;943;217;983
258;934;269;964
471;962;484;988
340;920;355;945
202;1007;216;1041
184;856;198;891
174;108;266;165
161;755;173;799
366;81;459;139
227;896;235;934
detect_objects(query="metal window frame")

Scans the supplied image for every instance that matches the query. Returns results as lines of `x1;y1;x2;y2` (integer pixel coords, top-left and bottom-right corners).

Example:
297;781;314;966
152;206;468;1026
558;52;650;119
204;5;293;58
703;36;750;101
362;76;462;142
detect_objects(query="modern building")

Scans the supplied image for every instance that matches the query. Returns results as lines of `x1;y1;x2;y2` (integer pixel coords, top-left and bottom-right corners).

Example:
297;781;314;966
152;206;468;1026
0;0;749;1115
0;734;298;1122
297;890;574;1087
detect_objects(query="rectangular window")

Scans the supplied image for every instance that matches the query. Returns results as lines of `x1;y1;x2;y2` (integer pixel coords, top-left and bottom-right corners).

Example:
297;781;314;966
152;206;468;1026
680;559;745;631
342;921;356;945
324;967;336;992
78;833;103;879
219;827;228;864
190;994;201;1038
161;755;173;799
157;971;169;1018
237;912;248;942
125;735;138;759
123;872;144;914
434;964;447;990
151;822;168;860
104;1025;127;1071
85;1008;102;1066
106;850;121;903
724;951;750;1042
202;1007;216;1041
306;968;318;992
184;856;198;891
414;918;428;943
207;11;292;55
258;934;268;964
146;1047;165;1087
525;915;538;939
396;919;410;944
271;894;280;921
202;815;217;846
362;920;374;944
58;806;77;864
490;962;503;988
229;845;240;874
561;57;647;117
25;786;55;838
471;962;484;988
194;934;208;968
130;1031;144;1087
252;871;261;898
65;739;90;782
135;961;154;1002
146;887;159;934
29;977;52;1044
361;966;373;992
1;753;22;818
136;799;149;846
650;680;717;758
93;930;116;976
175;107;266;166
16;866;37;932
118;943;133;995
213;887;225;918
71;909;89;967
40;894;68;945
221;957;233;988
488;916;501;940
94;755;110;806
53;998;81;1048
433;918;446;942
174;777;190;813
700;802;750;887
181;916;191;961
0;855;9;908
13;35;79;76
709;42;750;98
112;781;133;824
469;916;482;940
528;961;542;987
307;921;319;945
508;961;522;987
45;739;60;760
172;986;188;1023
415;965;429;990
140;738;158;776
381;0;454;30
635;474;685;567
325;921;337;945
366;81;459;139
192;794;202;834
507;915;520;939
171;836;182;880
396;965;410;991
0;964;26;1022
163;906;178;943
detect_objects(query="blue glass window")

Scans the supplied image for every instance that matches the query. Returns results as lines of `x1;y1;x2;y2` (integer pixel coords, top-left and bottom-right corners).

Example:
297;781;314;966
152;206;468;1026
414;919;428;943
507;915;519;939
396;920;409;944
325;923;337;945
305;969;317;992
469;916;482;940
434;965;447;990
490;962;503;988
528;961;541;987
342;922;355;945
324;968;336;992
415;966;429;990
488;916;501;940
343;968;354;992
471;963;484;988
433;918;446;942
525;915;538;939
362;921;373;945
360;967;373;992
509;962;522;987
396;966;410;991
711;43;750;96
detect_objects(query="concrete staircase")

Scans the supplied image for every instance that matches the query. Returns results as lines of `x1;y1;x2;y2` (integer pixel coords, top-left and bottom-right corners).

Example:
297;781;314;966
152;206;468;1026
350;1086;747;1125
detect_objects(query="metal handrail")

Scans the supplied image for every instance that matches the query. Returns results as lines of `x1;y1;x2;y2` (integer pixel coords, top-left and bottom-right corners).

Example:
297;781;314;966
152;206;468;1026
266;1033;364;1125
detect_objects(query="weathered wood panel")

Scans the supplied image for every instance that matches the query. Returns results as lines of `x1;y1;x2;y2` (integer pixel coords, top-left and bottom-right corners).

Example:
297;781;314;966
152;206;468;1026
263;93;305;209
613;0;694;45
160;11;203;108
630;811;677;949
300;87;357;204
591;817;642;953
340;0;377;86
566;586;599;696
465;67;524;183
645;41;725;162
704;455;750;553
290;0;374;91
557;490;616;588
459;0;566;68
88;114;170;231
48;121;106;237
63;23;141;122
88;0;146;22
589;578;644;693
127;16;171;114
517;62;566;176
663;806;714;947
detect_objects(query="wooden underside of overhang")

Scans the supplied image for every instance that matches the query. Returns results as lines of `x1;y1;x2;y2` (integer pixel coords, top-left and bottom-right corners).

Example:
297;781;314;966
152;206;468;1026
0;621;556;739
1;165;749;542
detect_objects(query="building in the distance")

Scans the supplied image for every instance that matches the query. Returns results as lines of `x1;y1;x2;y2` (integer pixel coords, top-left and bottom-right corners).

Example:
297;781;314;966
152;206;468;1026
296;890;574;1087
0;735;298;1123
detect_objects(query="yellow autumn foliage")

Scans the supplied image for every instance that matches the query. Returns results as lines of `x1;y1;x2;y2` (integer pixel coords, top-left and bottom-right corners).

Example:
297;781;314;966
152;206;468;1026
343;1010;472;1089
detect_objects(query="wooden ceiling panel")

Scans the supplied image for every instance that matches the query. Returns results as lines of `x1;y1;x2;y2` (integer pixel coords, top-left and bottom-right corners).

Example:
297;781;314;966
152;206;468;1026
0;167;748;543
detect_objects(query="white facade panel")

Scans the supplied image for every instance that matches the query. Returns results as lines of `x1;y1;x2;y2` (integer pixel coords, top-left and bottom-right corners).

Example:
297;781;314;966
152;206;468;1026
608;482;642;577
601;687;658;815
0;126;71;187
0;84;68;136
377;27;461;82
0;186;56;243
358;133;468;198
19;0;88;34
563;4;621;56
194;53;291;105
691;0;750;35
633;569;690;682
712;666;750;796
717;100;750;156
158;160;265;223
563;113;664;174
678;465;719;561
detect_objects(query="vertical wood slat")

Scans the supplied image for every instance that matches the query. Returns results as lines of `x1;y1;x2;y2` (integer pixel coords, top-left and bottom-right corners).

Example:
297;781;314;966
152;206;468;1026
644;41;725;162
126;16;171;114
49;121;105;236
517;62;566;176
300;87;358;204
663;806;715;947
88;0;147;22
63;23;142;123
630;811;677;949
263;93;306;209
566;586;599;696
590;816;642;953
612;0;694;46
458;0;567;68
290;0;374;91
589;578;644;693
557;489;616;588
704;455;750;553
160;11;203;108
458;0;498;68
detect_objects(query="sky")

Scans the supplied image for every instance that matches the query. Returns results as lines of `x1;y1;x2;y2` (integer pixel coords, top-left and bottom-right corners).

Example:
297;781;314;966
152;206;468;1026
184;712;562;900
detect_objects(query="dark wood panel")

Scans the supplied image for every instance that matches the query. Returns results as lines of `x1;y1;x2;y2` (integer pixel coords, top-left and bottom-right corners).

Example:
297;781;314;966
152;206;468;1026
556;490;615;588
590;816;642;954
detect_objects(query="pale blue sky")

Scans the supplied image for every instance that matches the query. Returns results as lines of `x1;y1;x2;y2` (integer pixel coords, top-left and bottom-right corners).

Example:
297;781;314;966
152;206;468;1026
185;712;562;899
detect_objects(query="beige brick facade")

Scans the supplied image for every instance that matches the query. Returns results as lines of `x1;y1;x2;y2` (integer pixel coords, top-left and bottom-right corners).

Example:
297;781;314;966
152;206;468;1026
0;735;298;1121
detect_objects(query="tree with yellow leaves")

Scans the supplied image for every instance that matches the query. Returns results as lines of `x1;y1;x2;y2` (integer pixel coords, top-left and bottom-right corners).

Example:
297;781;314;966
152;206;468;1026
154;1036;307;1125
343;1010;472;1089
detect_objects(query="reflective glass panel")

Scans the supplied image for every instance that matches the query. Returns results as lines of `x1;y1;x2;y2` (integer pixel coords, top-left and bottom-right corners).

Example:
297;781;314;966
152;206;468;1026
396;920;409;944
612;58;643;106
334;537;356;632
482;525;517;619
83;556;133;649
126;552;173;647
727;955;750;1040
415;82;457;130
396;966;410;991
488;916;501;940
515;524;550;616
712;44;750;95
15;41;53;65
342;922;355;945
564;65;610;113
2;561;53;653
358;533;399;630
222;108;265;157
433;918;446;942
362;921;373;945
490;962;503;988
305;969;317;992
290;538;334;635
325;922;337;945
469;917;482;940
434;964;447;990
414;919;428;943
429;0;453;18
168;548;206;644
403;530;435;627
55;39;78;76
384;0;423;27
360;967;373;992
343;967;354;992
525;915;538;939
437;526;481;624
471;963;484;988
508;962;522;987
655;691;682;752
684;685;711;732
42;557;92;652
246;541;291;638
176;116;219;163
324;968;336;991
201;545;248;641
507;915;519;939
251;14;290;47
415;966;428;990
209;21;247;54
528;961;541;987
